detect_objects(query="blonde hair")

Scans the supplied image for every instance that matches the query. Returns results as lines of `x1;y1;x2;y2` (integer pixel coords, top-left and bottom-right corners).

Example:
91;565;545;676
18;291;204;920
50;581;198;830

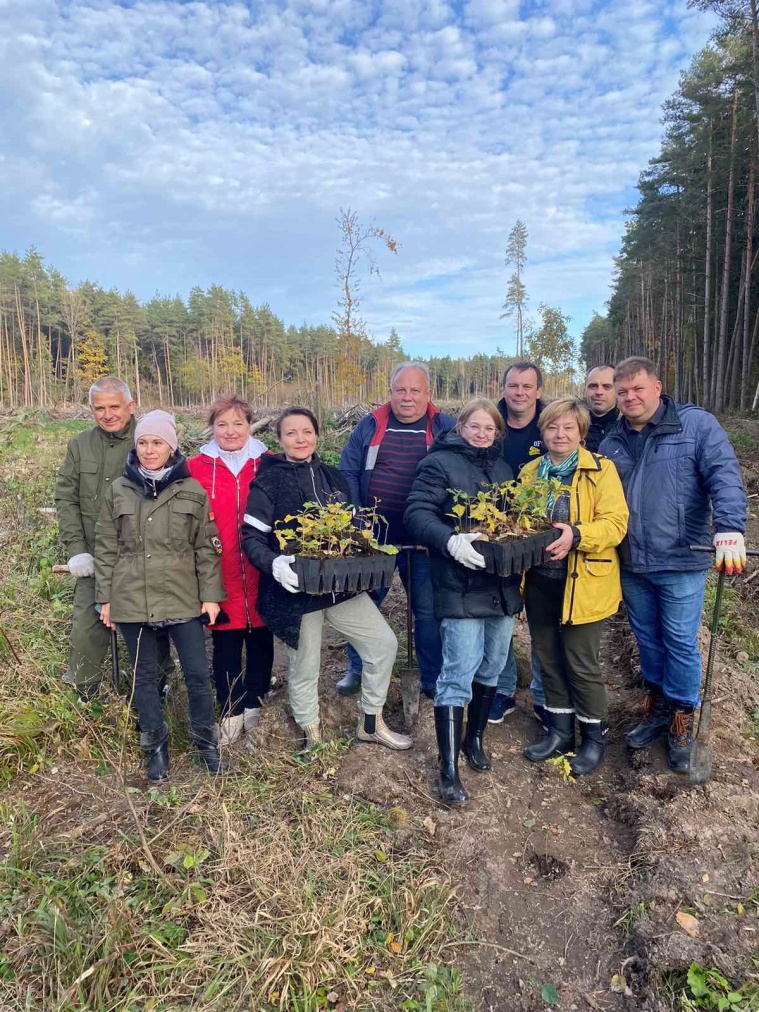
538;397;590;440
456;398;505;437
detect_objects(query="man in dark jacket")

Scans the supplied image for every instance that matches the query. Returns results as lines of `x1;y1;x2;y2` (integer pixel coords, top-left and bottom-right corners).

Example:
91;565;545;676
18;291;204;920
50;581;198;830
584;364;620;452
496;361;545;475
490;361;548;724
600;357;747;772
338;362;455;698
54;376;173;697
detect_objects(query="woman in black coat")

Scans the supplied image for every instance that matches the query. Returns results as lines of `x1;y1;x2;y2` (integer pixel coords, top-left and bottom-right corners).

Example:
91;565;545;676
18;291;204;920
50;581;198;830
404;398;521;804
241;407;412;752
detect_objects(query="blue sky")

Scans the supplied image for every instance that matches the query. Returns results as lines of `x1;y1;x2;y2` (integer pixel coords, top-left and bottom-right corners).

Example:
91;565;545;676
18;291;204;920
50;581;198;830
1;0;716;358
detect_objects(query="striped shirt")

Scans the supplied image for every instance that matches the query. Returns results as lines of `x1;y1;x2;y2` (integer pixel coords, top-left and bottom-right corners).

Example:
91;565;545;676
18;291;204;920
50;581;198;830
367;413;429;544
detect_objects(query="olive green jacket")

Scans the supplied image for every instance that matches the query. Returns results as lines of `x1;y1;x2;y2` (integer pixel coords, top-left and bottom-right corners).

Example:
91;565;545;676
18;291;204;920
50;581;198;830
54;419;137;557
95;474;225;624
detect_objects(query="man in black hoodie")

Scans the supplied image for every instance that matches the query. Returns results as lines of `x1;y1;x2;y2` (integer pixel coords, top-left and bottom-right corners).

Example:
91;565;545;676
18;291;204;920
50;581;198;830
584;365;620;452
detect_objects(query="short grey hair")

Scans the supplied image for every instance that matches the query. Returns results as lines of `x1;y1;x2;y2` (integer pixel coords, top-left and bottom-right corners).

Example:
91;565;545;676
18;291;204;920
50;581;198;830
390;361;431;388
88;376;133;405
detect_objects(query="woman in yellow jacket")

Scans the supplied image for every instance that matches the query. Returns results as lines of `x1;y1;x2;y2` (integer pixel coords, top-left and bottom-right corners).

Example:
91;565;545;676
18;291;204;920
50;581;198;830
520;397;628;775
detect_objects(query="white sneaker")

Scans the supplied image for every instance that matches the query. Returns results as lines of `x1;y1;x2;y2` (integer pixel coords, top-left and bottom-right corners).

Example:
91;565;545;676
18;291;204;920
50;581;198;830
356;711;413;751
219;713;244;745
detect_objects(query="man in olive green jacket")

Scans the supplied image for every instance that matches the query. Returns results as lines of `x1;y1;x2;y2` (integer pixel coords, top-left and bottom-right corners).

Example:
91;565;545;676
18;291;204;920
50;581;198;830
54;377;173;695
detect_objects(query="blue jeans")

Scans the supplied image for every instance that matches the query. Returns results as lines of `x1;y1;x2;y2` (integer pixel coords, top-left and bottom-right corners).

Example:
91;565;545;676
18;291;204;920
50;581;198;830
435;616;515;708
345;550;442;691
495;638;545;705
621;569;708;708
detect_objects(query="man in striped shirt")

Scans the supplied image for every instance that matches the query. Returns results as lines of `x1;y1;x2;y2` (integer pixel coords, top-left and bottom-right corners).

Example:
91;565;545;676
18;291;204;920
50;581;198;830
338;363;455;698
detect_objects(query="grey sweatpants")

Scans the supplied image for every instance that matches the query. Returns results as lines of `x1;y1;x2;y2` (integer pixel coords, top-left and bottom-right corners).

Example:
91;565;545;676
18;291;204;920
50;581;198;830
287;593;398;727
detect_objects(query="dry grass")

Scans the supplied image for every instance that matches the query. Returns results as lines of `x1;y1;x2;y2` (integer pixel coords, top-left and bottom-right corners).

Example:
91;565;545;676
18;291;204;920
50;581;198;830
0;413;462;1012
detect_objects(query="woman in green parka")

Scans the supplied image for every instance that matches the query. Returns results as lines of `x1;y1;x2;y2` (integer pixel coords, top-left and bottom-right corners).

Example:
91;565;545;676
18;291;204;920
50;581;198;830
95;410;226;782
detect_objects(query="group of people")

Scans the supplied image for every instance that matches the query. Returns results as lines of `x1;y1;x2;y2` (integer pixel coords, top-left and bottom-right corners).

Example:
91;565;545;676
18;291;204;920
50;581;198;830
55;357;748;801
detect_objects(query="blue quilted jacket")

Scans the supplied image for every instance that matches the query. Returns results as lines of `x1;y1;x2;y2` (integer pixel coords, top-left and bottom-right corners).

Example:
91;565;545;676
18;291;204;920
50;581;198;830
599;396;746;573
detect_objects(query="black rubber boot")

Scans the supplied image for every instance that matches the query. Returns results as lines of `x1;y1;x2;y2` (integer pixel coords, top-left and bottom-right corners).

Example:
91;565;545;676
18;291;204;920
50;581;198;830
524;710;575;763
434;706;469;805
336;668;362;696
569;720;608;776
462;682;497;772
193;726;225;775
667;708;695;773
140;723;169;784
625;684;670;749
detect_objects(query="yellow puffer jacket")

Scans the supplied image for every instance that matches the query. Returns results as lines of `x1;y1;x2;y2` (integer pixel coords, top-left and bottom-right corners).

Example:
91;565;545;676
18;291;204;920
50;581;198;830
520;447;629;626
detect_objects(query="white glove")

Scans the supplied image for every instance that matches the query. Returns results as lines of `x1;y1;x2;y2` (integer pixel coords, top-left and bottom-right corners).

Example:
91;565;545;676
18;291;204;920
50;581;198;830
447;533;486;570
714;532;746;575
68;553;95;578
272;555;299;593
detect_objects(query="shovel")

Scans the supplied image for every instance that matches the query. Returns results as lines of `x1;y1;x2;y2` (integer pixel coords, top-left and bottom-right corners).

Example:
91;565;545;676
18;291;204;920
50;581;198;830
397;546;423;730
53;564;121;694
688;544;759;785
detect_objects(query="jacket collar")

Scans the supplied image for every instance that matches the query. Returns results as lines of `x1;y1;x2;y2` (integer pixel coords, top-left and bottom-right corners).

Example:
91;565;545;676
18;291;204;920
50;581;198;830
589;405;620;426
496;398;545;428
576;445;603;473
257;451;325;475
369;401;440;448
655;395;683;434
199;436;268;460
95;416;136;441
124;449;191;497
428;428;502;463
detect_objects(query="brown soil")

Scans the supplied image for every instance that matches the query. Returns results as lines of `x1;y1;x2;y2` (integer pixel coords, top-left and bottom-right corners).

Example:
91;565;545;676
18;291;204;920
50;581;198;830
249;425;759;1012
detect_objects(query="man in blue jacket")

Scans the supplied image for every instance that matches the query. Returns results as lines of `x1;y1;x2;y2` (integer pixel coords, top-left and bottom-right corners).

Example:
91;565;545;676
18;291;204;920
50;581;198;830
600;357;747;772
338;362;455;698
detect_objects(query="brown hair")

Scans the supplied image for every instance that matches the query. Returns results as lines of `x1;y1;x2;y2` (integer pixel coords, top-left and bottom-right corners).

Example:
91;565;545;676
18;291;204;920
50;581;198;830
455;398;505;437
538;396;590;440
614;356;659;383
502;361;543;388
208;394;254;427
276;406;320;439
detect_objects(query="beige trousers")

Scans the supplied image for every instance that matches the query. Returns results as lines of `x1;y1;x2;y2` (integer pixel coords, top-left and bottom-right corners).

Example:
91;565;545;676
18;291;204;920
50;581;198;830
287;593;398;727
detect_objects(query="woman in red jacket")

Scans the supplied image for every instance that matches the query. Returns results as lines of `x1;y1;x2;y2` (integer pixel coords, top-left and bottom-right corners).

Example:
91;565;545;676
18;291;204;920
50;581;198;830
188;395;273;745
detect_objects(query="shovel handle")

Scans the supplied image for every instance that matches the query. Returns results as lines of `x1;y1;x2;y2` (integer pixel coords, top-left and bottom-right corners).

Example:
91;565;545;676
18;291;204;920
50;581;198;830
689;545;759;556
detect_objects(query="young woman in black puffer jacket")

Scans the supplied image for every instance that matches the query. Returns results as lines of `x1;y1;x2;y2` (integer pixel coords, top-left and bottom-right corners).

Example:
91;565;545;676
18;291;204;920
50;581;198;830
405;398;521;805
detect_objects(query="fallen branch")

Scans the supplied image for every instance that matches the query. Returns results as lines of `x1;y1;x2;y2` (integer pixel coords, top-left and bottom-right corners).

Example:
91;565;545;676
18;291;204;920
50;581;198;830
0;622;22;666
250;415;275;434
63;811;109;841
442;938;535;964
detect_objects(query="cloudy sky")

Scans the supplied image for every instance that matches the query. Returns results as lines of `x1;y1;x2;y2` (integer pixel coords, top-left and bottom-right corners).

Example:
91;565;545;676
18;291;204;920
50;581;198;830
1;0;716;358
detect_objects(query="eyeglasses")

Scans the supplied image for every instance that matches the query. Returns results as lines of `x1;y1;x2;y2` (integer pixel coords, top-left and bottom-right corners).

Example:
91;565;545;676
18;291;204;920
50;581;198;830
463;424;497;434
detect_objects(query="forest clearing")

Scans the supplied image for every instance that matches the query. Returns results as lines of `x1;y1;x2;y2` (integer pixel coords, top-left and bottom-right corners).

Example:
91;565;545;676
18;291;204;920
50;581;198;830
0;409;757;1012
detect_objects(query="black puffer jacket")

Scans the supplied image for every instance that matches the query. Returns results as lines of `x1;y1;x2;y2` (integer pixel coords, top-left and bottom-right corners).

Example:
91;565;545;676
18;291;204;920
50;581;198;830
241;452;354;649
404;430;522;620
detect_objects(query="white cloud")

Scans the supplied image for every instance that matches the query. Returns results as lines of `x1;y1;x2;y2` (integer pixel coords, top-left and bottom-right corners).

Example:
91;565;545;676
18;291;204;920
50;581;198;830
0;0;719;354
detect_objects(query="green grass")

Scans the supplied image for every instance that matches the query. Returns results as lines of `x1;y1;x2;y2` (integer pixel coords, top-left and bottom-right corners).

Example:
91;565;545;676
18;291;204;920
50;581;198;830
725;428;758;453
703;574;759;660
661;962;759;1011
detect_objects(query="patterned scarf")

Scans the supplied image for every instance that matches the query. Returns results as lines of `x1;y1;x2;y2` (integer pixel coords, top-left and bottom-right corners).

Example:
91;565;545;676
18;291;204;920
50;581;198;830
537;448;579;512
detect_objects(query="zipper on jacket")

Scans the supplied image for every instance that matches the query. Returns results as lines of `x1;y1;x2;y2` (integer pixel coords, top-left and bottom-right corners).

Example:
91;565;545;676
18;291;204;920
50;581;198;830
309;465;324;506
309;463;336;602
564;483;582;625
236;475;253;630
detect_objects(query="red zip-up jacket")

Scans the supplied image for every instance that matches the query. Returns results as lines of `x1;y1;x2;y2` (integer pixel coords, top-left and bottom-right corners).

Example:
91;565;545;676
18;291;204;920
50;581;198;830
187;438;268;630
